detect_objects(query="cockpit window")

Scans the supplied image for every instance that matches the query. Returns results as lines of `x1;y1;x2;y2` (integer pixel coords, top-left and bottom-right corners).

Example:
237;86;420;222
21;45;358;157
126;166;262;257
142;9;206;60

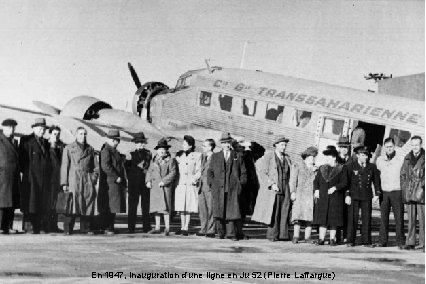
265;103;284;122
242;99;257;117
175;75;192;90
219;94;233;112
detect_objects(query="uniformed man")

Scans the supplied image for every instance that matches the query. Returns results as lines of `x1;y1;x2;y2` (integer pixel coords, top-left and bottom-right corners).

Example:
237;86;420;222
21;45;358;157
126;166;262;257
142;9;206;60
346;146;382;247
336;136;352;244
125;132;152;233
0;119;20;234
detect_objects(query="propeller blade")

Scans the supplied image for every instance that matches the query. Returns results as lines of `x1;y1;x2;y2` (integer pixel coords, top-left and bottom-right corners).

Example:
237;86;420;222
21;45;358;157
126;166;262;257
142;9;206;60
128;62;142;89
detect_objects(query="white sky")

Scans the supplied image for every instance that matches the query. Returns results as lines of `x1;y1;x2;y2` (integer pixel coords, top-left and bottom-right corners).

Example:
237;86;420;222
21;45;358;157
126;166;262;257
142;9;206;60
0;0;424;111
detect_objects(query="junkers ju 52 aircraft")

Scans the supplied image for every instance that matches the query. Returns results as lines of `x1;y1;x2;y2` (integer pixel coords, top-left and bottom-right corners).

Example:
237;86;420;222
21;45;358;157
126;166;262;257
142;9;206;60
1;62;423;163
126;62;424;163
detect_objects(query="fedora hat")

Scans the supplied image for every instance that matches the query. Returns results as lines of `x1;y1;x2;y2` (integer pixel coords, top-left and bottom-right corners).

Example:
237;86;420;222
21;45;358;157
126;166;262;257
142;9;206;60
132;132;147;143
354;145;369;155
154;138;171;150
31;118;47;128
336;136;350;147
219;132;233;143
323;145;339;157
1;119;17;127
273;135;289;146
106;129;120;140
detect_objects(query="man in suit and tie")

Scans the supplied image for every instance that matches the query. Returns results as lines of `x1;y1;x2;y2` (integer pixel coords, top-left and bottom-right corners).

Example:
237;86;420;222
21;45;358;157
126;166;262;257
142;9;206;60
0;119;20;234
19;118;51;234
196;138;216;238
208;133;247;241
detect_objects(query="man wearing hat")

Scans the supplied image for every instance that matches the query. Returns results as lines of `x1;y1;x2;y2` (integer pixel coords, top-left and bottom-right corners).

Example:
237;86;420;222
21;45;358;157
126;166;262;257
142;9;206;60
335;136;352;244
0;119;20;234
346;146;382;247
207;133;247;241
252;135;292;241
98;129;127;234
125;132;152;233
19;118;51;233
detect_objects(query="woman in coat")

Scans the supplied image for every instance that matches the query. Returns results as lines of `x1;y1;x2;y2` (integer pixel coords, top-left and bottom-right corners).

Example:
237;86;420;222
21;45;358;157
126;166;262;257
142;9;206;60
313;145;348;246
60;127;99;234
145;138;178;236
290;146;318;244
99;129;126;234
174;135;202;236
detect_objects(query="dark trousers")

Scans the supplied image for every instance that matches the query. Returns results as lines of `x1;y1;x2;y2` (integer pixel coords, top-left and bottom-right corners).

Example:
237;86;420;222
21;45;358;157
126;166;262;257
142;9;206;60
0;208;14;232
198;190;215;234
22;213;50;233
379;191;405;246
266;194;290;240
63;215;96;233
100;213;116;231
336;203;348;243
215;218;239;238
406;203;425;246
128;190;151;232
347;199;372;245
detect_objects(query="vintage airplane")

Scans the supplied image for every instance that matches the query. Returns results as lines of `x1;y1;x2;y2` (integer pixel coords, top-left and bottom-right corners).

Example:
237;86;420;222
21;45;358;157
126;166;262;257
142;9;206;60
0;62;423;164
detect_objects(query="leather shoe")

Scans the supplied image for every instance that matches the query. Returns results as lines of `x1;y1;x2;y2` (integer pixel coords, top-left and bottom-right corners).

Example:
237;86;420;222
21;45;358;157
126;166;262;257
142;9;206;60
215;234;225;239
195;232;205;237
376;243;387;247
206;233;215;238
175;229;182;235
182;230;188;236
147;229;161;234
403;245;415;250
292;237;299;244
329;240;337;246
164;229;169;236
316;240;325;246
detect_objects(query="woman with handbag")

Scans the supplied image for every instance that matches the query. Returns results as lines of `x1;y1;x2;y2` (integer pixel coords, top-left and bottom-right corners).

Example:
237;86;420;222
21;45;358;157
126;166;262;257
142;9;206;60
60;127;99;235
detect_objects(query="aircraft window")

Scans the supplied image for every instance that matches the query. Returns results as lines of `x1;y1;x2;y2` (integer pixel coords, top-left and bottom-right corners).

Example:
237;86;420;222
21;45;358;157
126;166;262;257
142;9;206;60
389;128;411;148
199;91;212;107
322;117;344;138
218;94;233;112
242;99;257;117
293;110;312;128
265;103;284;122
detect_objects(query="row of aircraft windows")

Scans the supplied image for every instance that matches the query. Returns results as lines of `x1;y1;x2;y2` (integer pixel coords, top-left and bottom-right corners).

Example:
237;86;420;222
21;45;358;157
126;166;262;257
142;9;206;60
199;91;312;128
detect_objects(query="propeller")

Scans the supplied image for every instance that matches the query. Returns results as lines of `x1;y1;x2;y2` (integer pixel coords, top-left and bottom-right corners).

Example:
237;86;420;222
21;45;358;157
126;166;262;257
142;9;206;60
128;62;142;89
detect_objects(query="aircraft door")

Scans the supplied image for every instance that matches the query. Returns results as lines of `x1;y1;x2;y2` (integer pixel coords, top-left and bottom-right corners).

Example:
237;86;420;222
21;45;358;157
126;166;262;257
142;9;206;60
315;115;350;166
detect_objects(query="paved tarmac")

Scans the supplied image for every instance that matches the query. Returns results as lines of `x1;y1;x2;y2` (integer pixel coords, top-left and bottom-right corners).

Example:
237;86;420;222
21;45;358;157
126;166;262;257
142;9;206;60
0;213;423;284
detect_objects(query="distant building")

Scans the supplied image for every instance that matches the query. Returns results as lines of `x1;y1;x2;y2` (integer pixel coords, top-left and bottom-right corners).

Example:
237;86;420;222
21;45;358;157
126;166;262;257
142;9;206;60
378;73;425;101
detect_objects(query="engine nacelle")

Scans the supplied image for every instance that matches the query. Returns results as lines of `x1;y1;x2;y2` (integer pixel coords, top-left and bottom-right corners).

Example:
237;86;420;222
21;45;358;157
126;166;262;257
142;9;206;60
61;96;112;120
132;82;169;121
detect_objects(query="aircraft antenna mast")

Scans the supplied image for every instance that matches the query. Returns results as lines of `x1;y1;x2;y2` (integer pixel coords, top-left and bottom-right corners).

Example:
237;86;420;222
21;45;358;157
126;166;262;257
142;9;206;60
239;41;252;69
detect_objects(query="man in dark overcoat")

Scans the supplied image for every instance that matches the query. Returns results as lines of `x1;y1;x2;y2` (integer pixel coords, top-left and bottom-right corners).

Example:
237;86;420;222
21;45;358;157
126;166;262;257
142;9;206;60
207;133;247;241
346;146;382;247
0;119;20;234
48;126;64;233
99;129;127;235
401;136;425;251
125;132;152;233
19;118;51;233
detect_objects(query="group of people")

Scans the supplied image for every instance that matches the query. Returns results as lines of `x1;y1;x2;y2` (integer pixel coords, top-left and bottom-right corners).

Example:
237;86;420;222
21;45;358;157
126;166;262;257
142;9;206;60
0;117;424;251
